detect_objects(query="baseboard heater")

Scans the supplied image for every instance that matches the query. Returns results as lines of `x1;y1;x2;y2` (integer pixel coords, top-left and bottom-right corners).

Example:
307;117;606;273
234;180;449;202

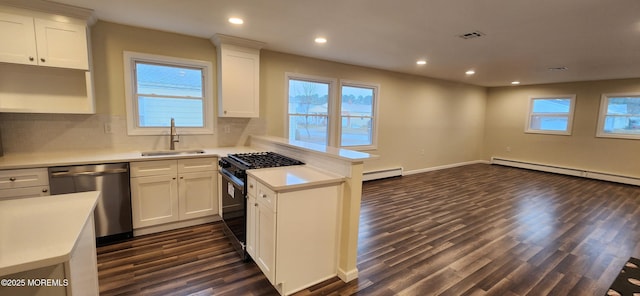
363;167;403;181
491;157;640;187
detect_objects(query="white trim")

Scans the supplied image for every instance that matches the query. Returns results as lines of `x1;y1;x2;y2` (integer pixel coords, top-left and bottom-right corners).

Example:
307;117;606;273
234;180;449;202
132;215;220;236
363;167;402;181
339;80;380;150
491;157;640;186
284;72;337;146
123;51;214;136
403;160;490;176
596;93;640;140
337;267;358;282
524;94;575;135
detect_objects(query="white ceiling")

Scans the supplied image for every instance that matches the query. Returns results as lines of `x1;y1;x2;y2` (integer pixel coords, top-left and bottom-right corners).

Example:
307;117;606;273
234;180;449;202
47;0;640;87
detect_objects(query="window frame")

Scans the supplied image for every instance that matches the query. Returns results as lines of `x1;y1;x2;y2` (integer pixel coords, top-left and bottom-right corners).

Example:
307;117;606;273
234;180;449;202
596;93;640;140
524;94;576;136
338;80;379;150
284;72;338;146
123;51;214;136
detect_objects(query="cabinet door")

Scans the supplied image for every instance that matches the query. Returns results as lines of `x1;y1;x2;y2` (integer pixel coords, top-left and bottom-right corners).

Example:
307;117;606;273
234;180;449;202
255;201;276;284
34;18;88;70
130;175;179;228
218;44;259;118
178;171;217;220
0;12;37;66
0;186;49;200
246;194;257;258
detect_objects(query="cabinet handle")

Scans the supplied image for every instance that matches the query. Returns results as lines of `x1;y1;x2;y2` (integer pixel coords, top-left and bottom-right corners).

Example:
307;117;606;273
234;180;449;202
261;194;267;198
254;203;258;207
40;58;46;63
42;188;48;193
249;184;254;188
180;176;184;179
224;110;228;114
9;177;16;182
173;177;177;180
29;56;34;61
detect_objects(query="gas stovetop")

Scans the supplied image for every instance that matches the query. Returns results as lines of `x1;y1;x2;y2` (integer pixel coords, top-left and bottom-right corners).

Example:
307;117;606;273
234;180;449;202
226;152;304;170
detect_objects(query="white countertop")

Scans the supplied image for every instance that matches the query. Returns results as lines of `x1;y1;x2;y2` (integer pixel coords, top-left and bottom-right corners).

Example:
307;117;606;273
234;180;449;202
250;135;378;162
248;165;345;192
0;146;257;170
0;191;100;276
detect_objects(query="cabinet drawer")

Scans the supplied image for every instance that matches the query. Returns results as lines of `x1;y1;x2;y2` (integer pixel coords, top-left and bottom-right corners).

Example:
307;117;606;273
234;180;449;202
257;183;276;212
0;168;48;189
130;160;177;177
247;176;257;197
178;157;217;174
0;186;50;200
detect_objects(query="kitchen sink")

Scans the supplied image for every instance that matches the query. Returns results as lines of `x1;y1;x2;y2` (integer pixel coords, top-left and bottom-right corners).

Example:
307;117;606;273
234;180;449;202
140;149;206;157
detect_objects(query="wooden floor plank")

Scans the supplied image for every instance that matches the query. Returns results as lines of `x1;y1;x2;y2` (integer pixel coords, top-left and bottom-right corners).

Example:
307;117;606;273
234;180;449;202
98;164;640;295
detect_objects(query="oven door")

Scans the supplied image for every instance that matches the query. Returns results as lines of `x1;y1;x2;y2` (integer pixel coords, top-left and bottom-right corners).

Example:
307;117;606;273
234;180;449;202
219;169;246;244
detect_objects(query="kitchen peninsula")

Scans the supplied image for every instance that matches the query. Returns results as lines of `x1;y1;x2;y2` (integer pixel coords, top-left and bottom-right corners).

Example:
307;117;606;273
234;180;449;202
0;135;377;294
0;191;101;296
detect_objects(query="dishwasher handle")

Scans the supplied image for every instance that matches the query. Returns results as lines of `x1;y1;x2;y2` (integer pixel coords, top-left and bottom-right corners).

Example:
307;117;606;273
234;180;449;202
50;168;129;178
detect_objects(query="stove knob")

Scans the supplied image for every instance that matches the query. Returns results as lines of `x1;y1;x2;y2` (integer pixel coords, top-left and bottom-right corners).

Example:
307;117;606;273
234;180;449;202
218;159;230;168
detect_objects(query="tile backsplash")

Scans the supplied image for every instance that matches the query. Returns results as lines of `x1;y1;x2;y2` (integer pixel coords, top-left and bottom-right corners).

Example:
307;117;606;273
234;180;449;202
0;113;266;154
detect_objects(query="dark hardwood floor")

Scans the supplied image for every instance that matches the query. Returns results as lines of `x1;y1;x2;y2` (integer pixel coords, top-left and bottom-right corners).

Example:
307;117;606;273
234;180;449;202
97;164;640;295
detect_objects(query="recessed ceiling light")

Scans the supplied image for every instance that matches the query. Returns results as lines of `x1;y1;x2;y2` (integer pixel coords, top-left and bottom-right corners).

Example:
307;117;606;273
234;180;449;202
315;37;327;44
416;60;427;65
548;66;568;71
511;81;521;85
228;17;244;25
465;70;475;75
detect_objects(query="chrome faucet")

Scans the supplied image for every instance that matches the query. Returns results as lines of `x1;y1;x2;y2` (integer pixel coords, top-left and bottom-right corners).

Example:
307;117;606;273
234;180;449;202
170;118;179;150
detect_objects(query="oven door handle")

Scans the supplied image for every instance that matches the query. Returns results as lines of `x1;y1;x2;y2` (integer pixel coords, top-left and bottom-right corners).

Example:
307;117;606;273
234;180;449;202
219;169;245;190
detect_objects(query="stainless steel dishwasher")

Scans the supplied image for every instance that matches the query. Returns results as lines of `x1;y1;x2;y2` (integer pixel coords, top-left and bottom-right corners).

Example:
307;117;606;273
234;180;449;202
48;163;133;246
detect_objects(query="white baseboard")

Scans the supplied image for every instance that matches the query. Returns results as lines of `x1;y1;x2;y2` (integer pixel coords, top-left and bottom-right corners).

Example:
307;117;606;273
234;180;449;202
337;267;359;282
403;160;490;176
363;167;403;181
491;157;640;186
133;215;221;237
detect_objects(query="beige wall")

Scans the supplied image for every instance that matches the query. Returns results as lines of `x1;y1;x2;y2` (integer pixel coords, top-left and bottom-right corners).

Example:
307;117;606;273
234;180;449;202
260;51;487;173
483;78;640;178
91;21;217;116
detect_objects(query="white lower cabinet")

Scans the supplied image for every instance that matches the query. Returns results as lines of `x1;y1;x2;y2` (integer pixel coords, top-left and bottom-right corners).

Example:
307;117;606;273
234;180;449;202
130;157;218;233
246;176;340;295
0;168;49;200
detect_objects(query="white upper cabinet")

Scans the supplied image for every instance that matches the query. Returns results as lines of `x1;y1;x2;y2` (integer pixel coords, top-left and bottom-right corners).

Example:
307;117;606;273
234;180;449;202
0;12;37;65
0;12;89;70
212;34;265;118
34;18;89;70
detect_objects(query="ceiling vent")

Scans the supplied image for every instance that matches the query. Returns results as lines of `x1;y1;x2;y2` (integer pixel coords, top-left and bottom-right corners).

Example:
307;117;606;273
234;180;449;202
458;31;485;40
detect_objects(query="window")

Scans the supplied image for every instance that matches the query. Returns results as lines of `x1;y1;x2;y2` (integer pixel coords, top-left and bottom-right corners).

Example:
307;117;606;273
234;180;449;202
340;82;378;148
285;74;379;150
286;74;335;145
525;95;575;135
123;51;214;135
597;93;640;139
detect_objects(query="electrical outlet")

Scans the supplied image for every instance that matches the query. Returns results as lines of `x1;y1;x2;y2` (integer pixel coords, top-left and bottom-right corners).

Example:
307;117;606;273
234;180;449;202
506;146;512;152
104;123;113;134
223;125;231;134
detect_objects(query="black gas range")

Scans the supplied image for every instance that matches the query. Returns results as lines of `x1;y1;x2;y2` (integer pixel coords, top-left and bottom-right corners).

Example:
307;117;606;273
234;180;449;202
218;152;304;260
